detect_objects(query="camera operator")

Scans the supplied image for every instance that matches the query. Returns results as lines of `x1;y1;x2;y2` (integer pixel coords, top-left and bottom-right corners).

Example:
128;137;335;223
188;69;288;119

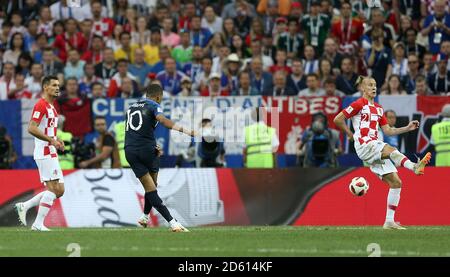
0;125;17;169
78;116;121;169
297;112;342;168
197;118;226;167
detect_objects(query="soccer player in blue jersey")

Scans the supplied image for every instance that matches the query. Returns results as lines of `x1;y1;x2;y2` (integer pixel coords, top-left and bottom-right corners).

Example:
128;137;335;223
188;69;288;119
125;84;195;232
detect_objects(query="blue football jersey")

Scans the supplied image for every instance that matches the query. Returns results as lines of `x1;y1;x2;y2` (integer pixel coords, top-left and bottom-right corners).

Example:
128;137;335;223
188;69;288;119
124;99;163;149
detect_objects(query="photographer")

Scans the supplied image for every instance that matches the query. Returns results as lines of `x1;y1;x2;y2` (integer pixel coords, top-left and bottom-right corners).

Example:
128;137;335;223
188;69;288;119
297;112;342;168
0;125;17;169
197;118;226;167
78;116;121;169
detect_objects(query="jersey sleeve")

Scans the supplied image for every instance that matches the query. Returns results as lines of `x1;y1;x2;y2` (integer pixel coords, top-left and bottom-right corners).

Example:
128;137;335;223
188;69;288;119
30;101;46;124
379;114;388;126
152;103;163;117
342;99;363;119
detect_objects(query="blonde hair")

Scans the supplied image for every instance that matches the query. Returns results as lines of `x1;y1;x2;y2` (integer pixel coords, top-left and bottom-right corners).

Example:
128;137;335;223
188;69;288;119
355;75;366;88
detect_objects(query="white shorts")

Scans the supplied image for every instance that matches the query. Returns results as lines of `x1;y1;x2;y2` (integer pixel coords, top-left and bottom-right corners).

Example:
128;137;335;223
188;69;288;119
354;140;397;178
35;158;64;184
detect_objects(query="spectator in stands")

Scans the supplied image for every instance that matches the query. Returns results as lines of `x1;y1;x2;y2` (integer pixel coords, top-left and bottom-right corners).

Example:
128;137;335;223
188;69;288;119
64;49;86;80
201;73;228;97
245;39;273;72
223;0;257;20
428;53;450;94
37;6;53;38
94;47;116;88
53;18;88;63
0;62;16;100
331;1;364;55
63;77;81;99
212;45;230;73
80;19;94;49
245;17;264;46
202;6;223;34
299;73;325;97
403;28;426;60
10;73;31;99
50;0;84;21
24;63;43;98
286;58;307;94
222;53;243;95
413;75;432;95
9;12;27;38
382;110;400;149
382;75;407;95
323;78;345;97
234;6;252;38
117;77;140;98
301;0;330;55
234;71;258;96
439;41;450;71
91;0;115;38
107;58;137;98
363;8;396;49
302;45;319;75
269;49;291;74
49;20;65;45
366;28;392;89
21;0;40;25
161;17;179;48
90;82;105;99
128;48;152;89
141;26;162;66
249;57;273;95
205;33;227;59
322;38;344;75
15;52;33;77
183;45;204;83
390;42;409;79
179;76;194;97
278;18;304;63
172;29;193;66
194;57;214;94
421;0;450;55
335;56;358;95
79;63;102;97
24;19;39;53
156;57;186;96
151;45;177;74
178;2;196;30
318;58;335;87
404;53;421;94
262;33;277;61
422;52;436;78
81;35;104;65
114;31;139;64
264;70;294;96
131;16;150;46
190;15;212;48
273;17;288;47
230;34;251;59
222;18;238;47
31;33;48;64
78;116;121;169
198;118;226;167
4;32;26;66
41;48;64;82
106;24;123;52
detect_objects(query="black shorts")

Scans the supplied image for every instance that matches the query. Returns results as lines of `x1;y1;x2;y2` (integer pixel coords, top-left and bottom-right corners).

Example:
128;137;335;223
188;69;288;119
125;147;160;178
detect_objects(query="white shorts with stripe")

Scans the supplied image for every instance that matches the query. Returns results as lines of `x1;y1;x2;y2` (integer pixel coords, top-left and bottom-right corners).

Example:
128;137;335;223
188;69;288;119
35;158;64;184
354;139;397;178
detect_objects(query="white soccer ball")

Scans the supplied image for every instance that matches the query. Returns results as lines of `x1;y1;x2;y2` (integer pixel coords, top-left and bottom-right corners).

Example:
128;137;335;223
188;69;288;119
349;177;369;196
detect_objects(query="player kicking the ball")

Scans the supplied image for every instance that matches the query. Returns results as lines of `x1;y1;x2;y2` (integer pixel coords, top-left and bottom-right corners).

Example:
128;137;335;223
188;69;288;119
125;84;195;232
15;75;65;231
333;76;431;230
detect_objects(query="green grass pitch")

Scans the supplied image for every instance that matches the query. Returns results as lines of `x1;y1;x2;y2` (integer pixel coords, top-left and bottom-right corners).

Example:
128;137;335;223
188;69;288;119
1;226;450;257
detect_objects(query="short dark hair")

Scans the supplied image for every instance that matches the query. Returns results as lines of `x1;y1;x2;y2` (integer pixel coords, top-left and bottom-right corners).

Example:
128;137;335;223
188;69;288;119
145;84;163;97
119;31;131;39
42;75;58;89
94;115;106;121
384;109;396;116
306;73;319;80
91;82;103;88
117;58;129;65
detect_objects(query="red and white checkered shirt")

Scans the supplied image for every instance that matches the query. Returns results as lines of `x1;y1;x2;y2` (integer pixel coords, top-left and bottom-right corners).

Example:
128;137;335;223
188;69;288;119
342;97;388;145
30;98;59;160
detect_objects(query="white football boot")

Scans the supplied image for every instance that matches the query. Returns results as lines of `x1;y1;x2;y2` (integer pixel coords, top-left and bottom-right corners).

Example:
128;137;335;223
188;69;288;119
31;225;51;231
170;221;189;232
383;221;407;230
15;202;27;226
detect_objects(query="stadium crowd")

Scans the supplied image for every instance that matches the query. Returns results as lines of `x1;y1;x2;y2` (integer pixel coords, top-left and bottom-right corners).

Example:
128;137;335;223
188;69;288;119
0;0;449;169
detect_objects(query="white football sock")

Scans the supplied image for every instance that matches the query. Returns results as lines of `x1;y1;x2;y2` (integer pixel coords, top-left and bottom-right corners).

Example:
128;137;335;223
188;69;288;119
23;191;46;211
141;214;149;220
389;150;415;171
169;219;177;227
33;191;56;227
385;188;401;222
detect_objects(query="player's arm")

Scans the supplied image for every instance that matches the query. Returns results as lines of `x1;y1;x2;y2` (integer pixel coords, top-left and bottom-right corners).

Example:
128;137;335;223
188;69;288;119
79;146;113;168
156;114;196;137
28;120;63;150
381;120;419;136
333;112;354;140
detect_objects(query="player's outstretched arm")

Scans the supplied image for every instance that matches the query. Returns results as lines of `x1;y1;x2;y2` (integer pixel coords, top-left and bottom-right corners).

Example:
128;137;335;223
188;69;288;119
155;114;196;137
381;120;419;136
28;120;64;150
333;112;354;140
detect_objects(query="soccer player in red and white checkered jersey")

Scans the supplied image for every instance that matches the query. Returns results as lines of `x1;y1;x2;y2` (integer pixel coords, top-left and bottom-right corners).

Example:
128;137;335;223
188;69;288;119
15;75;65;231
334;76;432;230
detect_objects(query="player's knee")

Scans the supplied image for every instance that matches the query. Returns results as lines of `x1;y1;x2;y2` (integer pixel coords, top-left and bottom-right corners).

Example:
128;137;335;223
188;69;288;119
391;179;402;188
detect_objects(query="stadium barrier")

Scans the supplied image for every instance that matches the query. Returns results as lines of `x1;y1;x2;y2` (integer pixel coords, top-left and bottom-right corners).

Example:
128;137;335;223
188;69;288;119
1;167;450;227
